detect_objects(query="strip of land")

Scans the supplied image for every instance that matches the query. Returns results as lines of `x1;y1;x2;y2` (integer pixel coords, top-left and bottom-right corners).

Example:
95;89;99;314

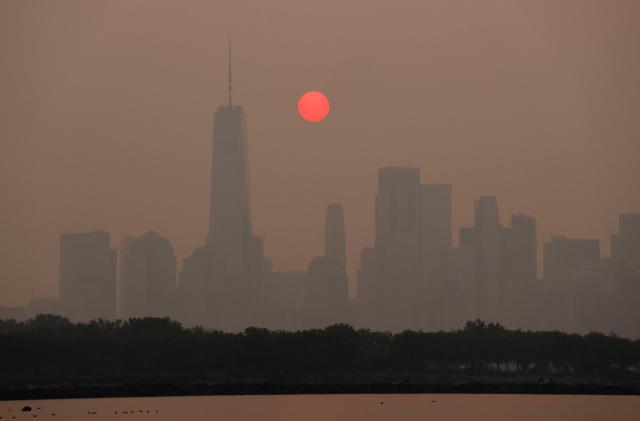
2;316;640;400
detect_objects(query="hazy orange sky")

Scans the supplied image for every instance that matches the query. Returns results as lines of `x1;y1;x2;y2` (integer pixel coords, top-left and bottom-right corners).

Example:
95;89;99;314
1;0;639;306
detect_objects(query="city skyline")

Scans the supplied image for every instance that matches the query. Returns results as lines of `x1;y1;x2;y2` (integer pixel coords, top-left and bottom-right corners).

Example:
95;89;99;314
1;52;638;337
2;1;640;310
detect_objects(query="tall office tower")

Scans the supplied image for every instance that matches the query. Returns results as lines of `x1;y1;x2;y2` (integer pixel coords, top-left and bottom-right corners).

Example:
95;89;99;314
416;183;452;331
457;226;481;322
612;213;640;271
472;196;502;322
418;184;452;282
438;246;476;330
119;231;177;319
356;246;379;327
324;203;346;264
503;213;537;282
59;231;117;322
374;167;421;330
178;245;225;328
207;48;254;273
303;256;349;328
538;236;600;333
118;236;136;317
501;213;537;328
262;271;305;330
610;213;640;338
181;42;265;330
459;227;477;249
543;235;600;286
303;203;349;328
375;167;420;252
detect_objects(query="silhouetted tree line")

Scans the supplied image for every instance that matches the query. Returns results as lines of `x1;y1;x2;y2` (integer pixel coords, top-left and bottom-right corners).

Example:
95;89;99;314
1;315;639;383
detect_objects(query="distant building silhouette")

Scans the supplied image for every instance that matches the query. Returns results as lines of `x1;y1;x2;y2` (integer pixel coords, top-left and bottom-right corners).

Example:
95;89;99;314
374;167;421;330
503;213;537;283
59;231;116;322
611;213;640;272
456;199;536;327
457;196;503;322
119;231;177;319
417;183;452;330
418;183;452;282
611;213;640;338
303;256;349;328
324;203;346;265
537;235;601;332
208;104;254;273
178;42;267;330
543;235;600;286
262;270;305;330
355;246;379;327
178;245;226;327
501;213;537;328
303;203;349;328
437;246;475;330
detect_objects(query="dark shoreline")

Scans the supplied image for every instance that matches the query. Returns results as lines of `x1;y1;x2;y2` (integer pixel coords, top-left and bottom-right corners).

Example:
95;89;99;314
3;377;640;401
4;318;640;401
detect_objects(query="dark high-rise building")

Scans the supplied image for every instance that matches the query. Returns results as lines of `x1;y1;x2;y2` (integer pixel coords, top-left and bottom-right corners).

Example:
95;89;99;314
207;102;253;273
543;235;600;285
611;213;640;271
472;196;502;322
418;183;452;283
178;245;225;328
535;236;600;333
356;246;379;327
416;183;453;331
474;196;502;283
179;42;266;330
437;246;475;330
504;213;537;282
207;44;254;274
375;167;420;253
303;203;349;328
374;167;421;330
324;203;346;264
59;230;116;322
611;213;640;338
262;270;305;330
459;226;476;249
501;213;537;328
119;231;177;319
457;197;503;323
303;256;349;328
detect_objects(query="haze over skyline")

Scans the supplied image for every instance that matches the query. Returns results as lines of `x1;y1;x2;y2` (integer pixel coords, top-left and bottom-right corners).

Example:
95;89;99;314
2;1;640;306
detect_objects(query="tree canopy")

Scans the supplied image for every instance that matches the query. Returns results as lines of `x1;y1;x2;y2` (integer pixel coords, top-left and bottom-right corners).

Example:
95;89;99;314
1;315;639;385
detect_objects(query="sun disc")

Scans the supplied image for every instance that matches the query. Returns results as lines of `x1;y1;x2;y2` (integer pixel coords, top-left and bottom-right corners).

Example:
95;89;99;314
298;91;330;122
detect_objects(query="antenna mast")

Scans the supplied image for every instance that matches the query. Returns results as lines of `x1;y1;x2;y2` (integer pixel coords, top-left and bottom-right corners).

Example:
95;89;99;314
227;37;233;107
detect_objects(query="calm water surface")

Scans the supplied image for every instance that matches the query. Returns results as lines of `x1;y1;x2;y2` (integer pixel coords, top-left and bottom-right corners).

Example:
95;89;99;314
1;394;639;421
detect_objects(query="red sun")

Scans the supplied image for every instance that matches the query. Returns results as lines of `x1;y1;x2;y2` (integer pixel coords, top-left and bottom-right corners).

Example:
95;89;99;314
298;91;330;122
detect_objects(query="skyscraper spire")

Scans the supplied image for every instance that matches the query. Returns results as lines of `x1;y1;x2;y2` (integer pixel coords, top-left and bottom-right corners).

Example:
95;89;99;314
208;38;254;274
227;37;233;107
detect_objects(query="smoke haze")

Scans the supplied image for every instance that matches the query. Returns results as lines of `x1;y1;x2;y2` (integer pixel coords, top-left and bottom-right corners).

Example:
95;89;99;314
1;0;640;306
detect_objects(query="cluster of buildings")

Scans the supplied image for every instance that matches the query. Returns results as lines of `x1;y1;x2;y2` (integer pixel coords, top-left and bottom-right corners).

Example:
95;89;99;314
356;173;640;338
3;57;639;337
